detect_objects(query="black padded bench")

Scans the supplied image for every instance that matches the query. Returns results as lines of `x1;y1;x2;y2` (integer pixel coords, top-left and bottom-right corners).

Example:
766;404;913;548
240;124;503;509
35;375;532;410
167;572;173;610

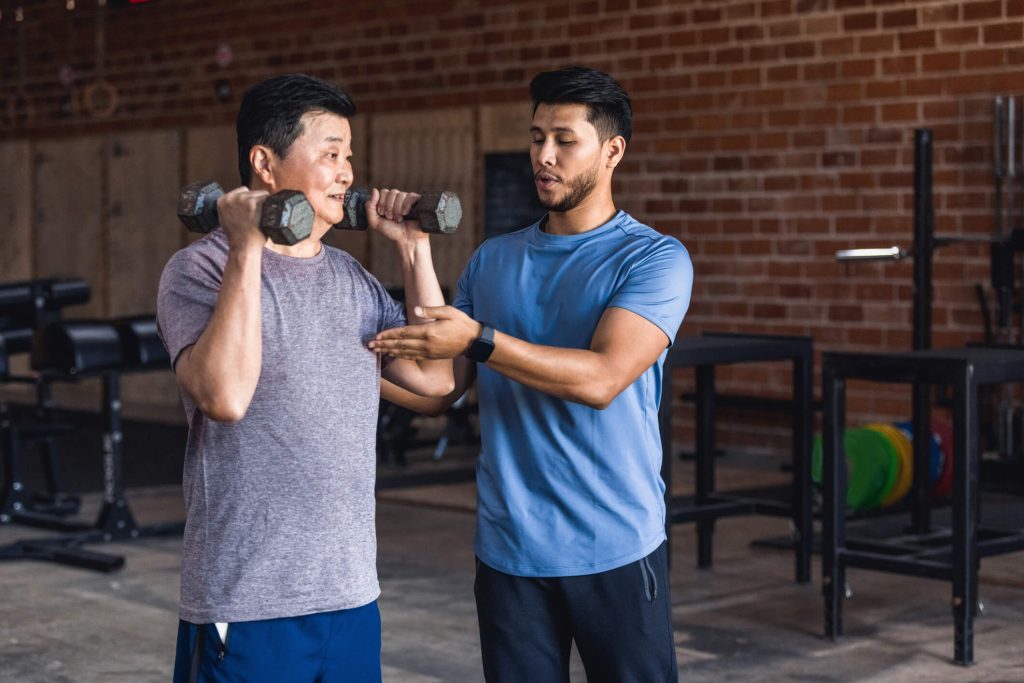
0;316;182;571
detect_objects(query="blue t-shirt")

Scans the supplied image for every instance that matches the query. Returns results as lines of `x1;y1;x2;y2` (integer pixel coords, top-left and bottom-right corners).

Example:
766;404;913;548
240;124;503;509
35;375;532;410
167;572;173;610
454;210;693;576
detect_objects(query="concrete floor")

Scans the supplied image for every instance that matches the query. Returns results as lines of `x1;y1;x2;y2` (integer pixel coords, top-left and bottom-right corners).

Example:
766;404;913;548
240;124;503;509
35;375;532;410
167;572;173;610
1;458;1023;682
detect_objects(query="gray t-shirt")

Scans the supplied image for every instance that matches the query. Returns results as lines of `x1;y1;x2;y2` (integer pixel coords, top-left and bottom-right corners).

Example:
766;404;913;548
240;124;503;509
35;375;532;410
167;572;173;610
156;229;405;624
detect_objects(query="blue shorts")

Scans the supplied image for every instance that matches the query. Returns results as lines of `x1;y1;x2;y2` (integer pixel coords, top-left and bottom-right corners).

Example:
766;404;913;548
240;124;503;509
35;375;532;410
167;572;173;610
173;601;382;683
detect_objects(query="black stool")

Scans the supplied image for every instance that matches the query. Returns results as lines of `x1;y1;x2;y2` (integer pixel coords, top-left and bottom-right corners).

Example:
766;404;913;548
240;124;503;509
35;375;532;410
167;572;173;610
822;347;1024;665
659;333;814;583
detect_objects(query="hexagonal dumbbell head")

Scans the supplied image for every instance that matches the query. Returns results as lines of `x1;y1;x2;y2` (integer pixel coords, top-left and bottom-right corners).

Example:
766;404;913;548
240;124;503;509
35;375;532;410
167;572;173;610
334;188;461;234
414;191;461;234
260;190;314;245
177;180;224;234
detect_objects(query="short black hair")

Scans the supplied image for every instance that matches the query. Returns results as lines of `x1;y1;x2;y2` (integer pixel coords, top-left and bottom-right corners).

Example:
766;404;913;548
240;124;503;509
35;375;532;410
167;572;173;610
236;73;357;186
529;66;632;143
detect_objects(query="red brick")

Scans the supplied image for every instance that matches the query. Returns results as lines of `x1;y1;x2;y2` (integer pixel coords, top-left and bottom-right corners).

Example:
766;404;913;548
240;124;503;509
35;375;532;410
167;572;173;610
883;9;918;29
693;7;722;23
829;305;865;322
964;48;1005;69
922;3;960;24
844;11;878;32
842;105;876;125
905;78;943;97
804;62;839;80
983;22;1024;43
922;52;961;71
899;29;936;50
940;26;980;46
767;65;801;82
865;80;902;99
783;41;816;59
857;34;896;53
735;23;765;41
768;19;802;39
963;0;1002;22
880;54;921;74
804;15;839;36
822;37;858;56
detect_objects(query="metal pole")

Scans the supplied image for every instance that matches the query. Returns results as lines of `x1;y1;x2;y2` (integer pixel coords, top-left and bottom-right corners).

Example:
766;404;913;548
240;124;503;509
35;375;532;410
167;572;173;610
913;128;933;352
911;128;934;533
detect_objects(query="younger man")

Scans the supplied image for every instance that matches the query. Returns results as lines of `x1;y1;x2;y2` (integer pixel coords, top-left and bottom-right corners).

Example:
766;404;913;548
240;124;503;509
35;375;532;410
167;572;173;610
374;66;692;682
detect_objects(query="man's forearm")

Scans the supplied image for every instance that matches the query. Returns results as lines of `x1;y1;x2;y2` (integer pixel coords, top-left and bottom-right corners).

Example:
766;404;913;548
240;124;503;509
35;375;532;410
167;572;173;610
397;238;450;381
399;238;445;318
484;332;618;409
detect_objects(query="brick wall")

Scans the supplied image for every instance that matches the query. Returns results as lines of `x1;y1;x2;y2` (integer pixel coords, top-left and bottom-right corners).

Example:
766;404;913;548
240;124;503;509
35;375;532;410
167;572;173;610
1;0;1019;450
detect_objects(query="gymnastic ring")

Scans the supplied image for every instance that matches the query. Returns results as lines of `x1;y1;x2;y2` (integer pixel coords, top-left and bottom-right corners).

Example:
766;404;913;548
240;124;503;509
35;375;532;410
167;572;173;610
83;79;119;119
3;93;36;127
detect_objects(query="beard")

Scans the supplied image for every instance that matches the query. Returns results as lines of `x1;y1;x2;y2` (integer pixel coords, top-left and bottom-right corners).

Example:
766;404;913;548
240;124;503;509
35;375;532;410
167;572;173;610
538;164;599;213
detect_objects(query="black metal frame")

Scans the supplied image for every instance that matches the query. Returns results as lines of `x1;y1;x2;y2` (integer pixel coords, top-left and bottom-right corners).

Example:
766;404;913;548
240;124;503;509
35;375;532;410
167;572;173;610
1;370;184;572
659;332;814;583
822;347;1024;665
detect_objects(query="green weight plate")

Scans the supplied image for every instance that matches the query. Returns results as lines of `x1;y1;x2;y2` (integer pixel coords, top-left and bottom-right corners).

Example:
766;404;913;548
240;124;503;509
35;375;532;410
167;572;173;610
813;428;887;509
862;425;901;510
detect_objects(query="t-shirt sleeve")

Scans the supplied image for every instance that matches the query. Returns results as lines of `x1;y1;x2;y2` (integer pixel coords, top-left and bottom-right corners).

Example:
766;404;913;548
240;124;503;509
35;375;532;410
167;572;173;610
368;275;407;333
608;238;693;346
156;248;222;370
452;247;479;319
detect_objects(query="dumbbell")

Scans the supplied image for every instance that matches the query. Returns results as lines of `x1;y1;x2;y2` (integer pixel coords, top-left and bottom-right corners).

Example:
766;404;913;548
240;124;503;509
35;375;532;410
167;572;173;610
177;180;314;246
335;189;461;234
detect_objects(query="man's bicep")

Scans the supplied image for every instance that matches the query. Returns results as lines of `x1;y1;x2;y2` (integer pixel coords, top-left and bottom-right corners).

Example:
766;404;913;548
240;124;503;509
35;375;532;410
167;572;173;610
380;358;422;392
381;357;475;415
171;343;201;403
591;306;671;384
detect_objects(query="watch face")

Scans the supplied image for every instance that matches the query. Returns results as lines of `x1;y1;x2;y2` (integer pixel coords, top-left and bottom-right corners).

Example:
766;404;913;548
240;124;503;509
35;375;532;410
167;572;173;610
467;326;495;362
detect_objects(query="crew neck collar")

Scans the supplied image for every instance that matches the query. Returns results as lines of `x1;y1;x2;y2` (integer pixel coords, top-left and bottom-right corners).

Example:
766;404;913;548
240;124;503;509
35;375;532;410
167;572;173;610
531;211;627;245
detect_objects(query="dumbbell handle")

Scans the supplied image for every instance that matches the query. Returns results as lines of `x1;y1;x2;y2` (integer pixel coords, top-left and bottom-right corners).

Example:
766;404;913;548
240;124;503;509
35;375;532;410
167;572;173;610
335;188;461;234
177;180;312;246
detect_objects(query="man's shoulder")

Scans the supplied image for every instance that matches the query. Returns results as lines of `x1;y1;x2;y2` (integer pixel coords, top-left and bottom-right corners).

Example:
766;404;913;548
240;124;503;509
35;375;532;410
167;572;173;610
611;214;689;262
321;241;361;267
320;243;383;288
615;213;680;244
162;231;228;278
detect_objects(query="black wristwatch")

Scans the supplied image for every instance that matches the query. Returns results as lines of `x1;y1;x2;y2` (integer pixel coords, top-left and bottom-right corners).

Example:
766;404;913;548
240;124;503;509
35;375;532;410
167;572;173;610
465;322;496;363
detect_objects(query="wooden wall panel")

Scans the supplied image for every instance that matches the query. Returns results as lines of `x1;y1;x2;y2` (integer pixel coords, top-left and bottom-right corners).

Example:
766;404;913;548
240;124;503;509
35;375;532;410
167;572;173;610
0;141;33;283
183;125;236;247
185;125;237;192
480;102;533;154
369;108;477;296
322;115;370;266
108;131;182;317
108;130;184;419
33;137;105;318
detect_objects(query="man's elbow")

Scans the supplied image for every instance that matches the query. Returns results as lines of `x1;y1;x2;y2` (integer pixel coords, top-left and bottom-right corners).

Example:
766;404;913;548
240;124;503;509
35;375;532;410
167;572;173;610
194;391;251;423
417;399;450;417
424;377;456;399
574;380;621;411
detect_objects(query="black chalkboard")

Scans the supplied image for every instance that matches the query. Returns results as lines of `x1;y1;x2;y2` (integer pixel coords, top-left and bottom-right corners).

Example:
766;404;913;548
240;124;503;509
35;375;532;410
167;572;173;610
484;152;546;239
